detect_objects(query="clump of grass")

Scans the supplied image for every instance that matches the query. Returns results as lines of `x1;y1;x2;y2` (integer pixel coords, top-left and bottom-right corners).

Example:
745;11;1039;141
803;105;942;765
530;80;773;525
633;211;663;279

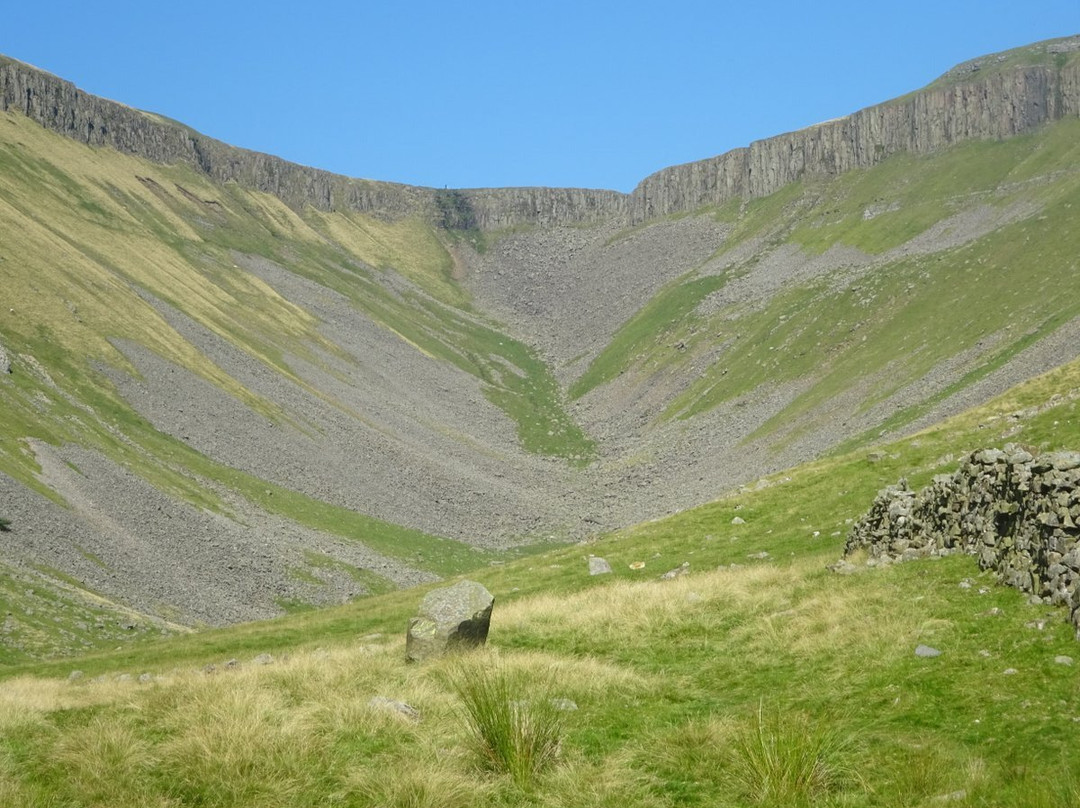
728;702;858;806
349;762;482;808
448;662;566;788
0;516;10;532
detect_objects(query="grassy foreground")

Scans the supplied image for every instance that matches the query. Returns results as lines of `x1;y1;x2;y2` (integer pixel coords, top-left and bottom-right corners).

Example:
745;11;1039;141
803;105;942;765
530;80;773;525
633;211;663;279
1;355;1079;806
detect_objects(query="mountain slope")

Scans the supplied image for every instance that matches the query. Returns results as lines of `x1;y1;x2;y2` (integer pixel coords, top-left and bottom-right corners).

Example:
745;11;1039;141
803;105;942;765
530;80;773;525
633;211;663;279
0;36;1078;658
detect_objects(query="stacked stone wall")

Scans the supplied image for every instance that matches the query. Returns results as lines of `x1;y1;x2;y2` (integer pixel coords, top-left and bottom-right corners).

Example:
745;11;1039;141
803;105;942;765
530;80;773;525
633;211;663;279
846;446;1080;635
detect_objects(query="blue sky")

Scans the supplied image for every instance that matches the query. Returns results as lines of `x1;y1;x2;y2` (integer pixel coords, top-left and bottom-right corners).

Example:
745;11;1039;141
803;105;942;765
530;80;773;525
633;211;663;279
2;2;1077;192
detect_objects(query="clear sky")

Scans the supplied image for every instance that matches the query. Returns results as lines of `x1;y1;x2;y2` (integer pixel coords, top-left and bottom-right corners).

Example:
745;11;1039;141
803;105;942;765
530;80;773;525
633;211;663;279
2;2;1077;192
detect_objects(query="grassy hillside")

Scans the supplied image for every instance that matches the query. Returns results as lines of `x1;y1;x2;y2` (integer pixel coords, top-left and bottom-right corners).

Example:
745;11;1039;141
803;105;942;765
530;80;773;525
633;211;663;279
0;106;601;638
572;118;1080;453
1;354;1078;806
0;108;592;505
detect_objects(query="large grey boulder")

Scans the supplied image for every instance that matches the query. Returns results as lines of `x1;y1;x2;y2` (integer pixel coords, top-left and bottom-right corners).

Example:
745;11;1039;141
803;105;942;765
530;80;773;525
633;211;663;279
405;580;494;663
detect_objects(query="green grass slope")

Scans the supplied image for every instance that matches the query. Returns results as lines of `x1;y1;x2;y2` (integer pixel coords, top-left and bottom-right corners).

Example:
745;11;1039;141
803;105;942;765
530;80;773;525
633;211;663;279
573;117;1080;456
1;352;1078;807
0;106;595;645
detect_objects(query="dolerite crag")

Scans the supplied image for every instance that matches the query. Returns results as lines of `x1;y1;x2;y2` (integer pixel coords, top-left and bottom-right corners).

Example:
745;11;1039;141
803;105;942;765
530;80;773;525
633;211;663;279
844;445;1080;636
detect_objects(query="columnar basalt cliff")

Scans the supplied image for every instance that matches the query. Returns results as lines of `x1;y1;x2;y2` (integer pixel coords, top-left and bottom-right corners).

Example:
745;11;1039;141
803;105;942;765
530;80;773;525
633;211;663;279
2;37;1079;230
845;446;1080;637
0;55;624;228
631;38;1080;218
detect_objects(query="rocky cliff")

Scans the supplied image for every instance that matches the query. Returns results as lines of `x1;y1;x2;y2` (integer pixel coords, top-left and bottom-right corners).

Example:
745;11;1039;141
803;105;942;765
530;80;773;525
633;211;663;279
3;36;1079;229
630;37;1080;218
0;54;623;228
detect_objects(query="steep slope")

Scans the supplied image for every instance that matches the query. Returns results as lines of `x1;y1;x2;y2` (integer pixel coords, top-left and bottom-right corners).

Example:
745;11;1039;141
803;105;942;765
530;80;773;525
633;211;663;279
0;36;1078;658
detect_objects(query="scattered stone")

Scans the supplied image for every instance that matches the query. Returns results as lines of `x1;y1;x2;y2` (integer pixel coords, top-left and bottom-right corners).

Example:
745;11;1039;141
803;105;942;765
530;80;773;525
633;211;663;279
68;670;83;681
368;696;421;722
958;579;973;589
731;516;746;525
747;551;770;560
138;673;153;683
979;649;991;658
660;562;690;580
225;658;238;668
405;580;494;663
629;561;645;570
252;653;274;665
915;644;942;658
827;559;859;575
116;673;132;682
1025;619;1047;631
550;698;578;711
588;556;613;576
933;790;967;803
1003;668;1019;675
1055;655;1074;666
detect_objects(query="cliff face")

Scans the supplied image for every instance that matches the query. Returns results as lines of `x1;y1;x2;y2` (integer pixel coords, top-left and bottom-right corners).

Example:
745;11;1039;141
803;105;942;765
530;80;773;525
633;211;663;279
630;39;1080;218
3;36;1079;229
0;55;625;228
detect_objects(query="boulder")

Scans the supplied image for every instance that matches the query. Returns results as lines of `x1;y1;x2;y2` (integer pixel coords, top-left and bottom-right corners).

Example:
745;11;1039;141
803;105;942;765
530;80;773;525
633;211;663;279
588;556;613;575
406;580;494;663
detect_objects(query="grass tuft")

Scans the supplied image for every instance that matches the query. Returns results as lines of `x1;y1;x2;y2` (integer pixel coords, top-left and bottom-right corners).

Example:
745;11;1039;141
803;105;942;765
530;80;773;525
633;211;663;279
448;661;566;789
728;701;859;806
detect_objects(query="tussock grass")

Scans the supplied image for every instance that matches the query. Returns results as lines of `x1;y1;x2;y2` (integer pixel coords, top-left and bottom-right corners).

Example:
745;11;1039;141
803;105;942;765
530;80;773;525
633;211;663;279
447;658;567;788
727;702;859;806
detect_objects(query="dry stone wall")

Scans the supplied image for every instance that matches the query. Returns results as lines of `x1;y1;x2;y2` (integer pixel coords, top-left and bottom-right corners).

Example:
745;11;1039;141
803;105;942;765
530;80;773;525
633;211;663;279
845;446;1080;636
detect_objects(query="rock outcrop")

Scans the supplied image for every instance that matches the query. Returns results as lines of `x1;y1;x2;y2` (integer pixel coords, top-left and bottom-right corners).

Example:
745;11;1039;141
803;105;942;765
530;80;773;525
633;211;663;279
631;38;1080;219
845;445;1080;636
2;37;1079;229
405;579;494;663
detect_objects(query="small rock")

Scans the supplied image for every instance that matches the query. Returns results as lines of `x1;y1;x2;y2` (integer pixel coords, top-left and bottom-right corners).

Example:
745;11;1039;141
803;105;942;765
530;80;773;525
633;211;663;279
915;644;942;658
629;561;645;570
68;670;84;681
116;673;132;682
252;653;274;665
550;698;578;711
225;658;238;668
660;562;690;580
731;516;746;525
978;649;991;658
588;556;613;576
138;673;153;683
958;579;973;589
1055;655;1074;666
828;559;859;575
933;790;967;803
747;551;770;560
1003;668;1019;675
368;696;421;722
